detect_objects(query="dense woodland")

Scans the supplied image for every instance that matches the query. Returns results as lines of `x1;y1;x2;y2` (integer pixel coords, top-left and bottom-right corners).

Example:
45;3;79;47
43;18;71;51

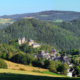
0;23;6;29
0;18;80;50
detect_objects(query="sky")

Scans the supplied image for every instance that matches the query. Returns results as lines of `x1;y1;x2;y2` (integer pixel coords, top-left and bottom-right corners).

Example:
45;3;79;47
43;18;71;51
54;0;80;12
0;0;53;16
0;0;80;16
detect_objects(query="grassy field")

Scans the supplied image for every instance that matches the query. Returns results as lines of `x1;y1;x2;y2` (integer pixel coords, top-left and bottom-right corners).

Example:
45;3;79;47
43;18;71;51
54;19;63;22
0;18;14;24
43;71;67;77
0;60;67;77
0;69;64;77
0;73;80;80
0;60;80;80
4;60;48;72
4;60;67;77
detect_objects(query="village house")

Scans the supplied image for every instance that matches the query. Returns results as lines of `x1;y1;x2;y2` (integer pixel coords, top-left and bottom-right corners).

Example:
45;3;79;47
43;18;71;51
50;49;57;56
59;54;71;65
34;50;50;59
50;49;59;60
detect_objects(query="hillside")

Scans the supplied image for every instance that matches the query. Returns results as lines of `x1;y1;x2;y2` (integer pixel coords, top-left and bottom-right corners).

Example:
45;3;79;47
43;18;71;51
1;10;80;21
4;60;48;72
0;18;14;30
0;60;67;78
53;19;80;36
0;18;80;50
0;60;79;80
0;23;6;29
0;18;14;24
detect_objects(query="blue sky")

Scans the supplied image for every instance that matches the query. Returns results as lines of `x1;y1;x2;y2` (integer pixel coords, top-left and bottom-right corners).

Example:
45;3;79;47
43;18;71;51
0;0;80;16
0;0;53;16
54;0;80;12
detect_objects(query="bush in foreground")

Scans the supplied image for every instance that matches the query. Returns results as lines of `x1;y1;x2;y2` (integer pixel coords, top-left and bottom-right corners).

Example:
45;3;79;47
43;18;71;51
0;59;7;69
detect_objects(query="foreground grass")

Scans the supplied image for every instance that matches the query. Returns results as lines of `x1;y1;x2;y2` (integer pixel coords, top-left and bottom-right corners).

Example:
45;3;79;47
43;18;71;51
0;60;80;80
3;60;67;77
0;69;63;77
43;71;67;77
0;73;80;80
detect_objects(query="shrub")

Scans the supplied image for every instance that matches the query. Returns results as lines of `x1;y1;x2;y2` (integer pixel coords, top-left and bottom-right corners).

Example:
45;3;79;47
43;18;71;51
32;70;42;73
0;59;7;69
48;60;56;72
19;68;26;71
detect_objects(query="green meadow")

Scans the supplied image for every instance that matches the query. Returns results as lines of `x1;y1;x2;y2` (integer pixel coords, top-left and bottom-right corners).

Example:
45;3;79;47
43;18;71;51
0;73;80;80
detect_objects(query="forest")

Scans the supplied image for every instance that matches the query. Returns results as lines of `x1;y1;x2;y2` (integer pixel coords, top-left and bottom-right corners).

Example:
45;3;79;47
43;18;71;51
0;18;80;50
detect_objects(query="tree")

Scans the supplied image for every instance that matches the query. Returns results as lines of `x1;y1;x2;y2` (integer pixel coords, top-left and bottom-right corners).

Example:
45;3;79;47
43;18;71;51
2;53;7;59
44;59;50;69
75;66;80;76
62;63;68;75
48;60;56;72
70;49;79;55
56;61;63;73
0;59;7;69
60;49;66;56
11;54;27;65
26;54;33;65
7;52;12;59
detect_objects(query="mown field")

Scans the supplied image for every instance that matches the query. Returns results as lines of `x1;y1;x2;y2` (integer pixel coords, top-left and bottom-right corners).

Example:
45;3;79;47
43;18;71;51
0;18;14;24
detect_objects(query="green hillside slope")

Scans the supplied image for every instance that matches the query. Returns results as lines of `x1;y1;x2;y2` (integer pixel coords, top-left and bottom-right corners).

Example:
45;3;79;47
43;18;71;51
0;19;14;30
0;18;80;50
0;23;6;29
53;19;80;36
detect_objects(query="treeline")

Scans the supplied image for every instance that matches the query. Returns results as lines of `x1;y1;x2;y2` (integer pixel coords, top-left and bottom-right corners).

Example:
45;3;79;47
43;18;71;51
0;18;80;50
0;23;6;29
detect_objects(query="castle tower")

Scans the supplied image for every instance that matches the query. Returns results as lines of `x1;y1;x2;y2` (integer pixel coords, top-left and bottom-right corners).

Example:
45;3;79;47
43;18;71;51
18;38;22;45
22;37;26;44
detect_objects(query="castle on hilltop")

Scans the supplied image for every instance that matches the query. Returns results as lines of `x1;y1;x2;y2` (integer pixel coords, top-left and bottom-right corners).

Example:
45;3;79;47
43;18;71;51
18;37;41;48
18;37;27;45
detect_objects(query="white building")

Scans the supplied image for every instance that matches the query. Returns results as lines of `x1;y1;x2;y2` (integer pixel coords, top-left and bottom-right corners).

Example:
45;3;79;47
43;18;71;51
32;43;41;48
67;68;74;77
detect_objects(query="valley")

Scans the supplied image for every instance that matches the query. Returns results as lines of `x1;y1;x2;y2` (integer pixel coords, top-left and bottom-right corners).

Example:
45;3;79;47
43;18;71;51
0;10;80;79
1;0;80;79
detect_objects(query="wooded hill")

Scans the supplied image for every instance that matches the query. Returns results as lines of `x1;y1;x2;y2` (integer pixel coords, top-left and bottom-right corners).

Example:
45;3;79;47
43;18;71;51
0;23;6;29
0;18;80;50
1;10;80;21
